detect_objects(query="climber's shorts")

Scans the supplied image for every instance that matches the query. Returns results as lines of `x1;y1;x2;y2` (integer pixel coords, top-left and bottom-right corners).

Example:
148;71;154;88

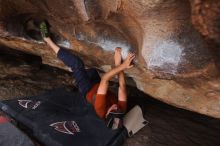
57;47;100;97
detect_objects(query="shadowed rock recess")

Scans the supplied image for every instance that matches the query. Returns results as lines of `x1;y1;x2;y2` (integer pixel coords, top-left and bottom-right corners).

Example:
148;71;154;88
0;0;219;118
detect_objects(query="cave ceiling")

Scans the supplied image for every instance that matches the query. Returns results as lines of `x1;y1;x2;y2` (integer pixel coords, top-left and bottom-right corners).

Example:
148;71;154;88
0;0;219;118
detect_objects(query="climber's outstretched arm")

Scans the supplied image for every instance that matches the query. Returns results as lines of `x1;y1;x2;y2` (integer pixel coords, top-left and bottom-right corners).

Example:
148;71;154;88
114;47;127;102
97;52;135;95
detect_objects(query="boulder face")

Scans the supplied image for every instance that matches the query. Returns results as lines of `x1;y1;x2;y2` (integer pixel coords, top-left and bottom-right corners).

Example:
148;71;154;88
0;0;219;118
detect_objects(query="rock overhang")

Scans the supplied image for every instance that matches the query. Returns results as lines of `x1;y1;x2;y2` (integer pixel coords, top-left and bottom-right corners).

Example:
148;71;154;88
0;0;219;118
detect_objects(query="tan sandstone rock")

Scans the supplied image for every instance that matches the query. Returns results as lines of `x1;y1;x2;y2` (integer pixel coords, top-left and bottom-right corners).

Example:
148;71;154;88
0;0;219;118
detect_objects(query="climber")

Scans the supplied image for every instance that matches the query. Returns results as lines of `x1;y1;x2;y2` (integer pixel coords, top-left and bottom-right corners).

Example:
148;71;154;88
39;22;135;128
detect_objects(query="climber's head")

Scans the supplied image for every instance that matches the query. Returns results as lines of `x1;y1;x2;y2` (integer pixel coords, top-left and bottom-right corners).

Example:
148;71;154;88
105;104;124;130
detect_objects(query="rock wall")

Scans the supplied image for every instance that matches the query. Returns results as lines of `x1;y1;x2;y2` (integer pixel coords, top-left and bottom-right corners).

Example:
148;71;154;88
0;46;74;99
0;0;219;118
1;46;220;146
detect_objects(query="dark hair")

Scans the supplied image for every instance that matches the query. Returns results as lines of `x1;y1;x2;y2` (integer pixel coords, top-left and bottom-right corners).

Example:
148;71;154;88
106;109;125;130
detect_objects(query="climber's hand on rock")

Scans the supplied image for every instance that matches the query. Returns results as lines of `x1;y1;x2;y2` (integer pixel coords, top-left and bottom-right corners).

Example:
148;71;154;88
122;52;135;69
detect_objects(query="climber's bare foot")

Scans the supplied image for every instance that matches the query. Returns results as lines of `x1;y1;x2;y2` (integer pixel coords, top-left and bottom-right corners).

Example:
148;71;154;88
114;47;122;66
